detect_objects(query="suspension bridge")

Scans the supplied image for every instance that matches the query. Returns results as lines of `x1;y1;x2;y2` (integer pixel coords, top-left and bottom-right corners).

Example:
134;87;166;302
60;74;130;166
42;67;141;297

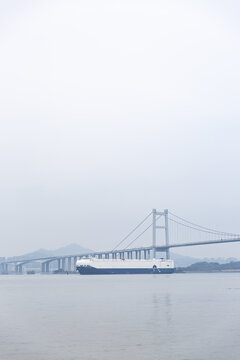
1;208;240;274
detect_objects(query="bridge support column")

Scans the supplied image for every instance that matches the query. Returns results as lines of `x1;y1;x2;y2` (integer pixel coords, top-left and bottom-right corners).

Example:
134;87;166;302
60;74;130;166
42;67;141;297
68;258;71;272
1;263;8;274
74;256;77;270
62;258;66;271
41;263;45;273
45;262;50;273
0;263;5;274
164;209;170;259
152;209;157;258
57;259;61;270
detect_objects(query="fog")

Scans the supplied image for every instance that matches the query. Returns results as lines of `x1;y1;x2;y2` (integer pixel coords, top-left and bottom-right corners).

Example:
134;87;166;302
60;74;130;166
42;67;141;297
0;0;240;258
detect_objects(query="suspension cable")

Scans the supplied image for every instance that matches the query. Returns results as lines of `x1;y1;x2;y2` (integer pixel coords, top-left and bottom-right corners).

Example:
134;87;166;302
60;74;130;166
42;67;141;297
123;215;162;250
111;211;152;251
123;223;153;249
168;217;239;237
169;211;239;236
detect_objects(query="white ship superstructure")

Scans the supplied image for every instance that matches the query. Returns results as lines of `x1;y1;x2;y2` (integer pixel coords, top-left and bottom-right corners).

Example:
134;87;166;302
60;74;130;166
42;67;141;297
76;257;174;275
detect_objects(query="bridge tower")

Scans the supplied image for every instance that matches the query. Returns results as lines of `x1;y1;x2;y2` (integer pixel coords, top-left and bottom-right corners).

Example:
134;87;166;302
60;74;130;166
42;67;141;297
152;209;169;259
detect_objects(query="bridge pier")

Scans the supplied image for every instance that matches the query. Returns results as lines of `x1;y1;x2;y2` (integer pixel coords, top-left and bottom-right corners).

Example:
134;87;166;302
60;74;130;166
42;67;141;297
41;261;50;273
68;257;71;271
62;258;66;271
164;209;170;259
0;263;8;274
57;258;61;270
74;256;77;270
15;264;23;274
152;208;170;260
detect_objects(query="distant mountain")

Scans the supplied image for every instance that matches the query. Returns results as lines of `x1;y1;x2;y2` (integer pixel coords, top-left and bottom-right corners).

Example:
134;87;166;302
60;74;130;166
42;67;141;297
52;243;93;256
164;252;238;267
177;261;240;272
169;252;200;267
202;257;238;264
8;243;93;261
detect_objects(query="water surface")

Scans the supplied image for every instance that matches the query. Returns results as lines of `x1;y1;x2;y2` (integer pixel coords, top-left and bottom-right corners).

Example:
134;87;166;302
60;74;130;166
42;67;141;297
0;273;240;360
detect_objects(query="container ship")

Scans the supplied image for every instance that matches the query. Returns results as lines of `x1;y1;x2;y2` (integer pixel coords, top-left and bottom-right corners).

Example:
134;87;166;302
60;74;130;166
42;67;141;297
76;257;174;275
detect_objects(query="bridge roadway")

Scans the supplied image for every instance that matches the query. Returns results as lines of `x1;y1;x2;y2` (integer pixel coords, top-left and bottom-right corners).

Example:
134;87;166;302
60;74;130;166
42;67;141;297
1;237;240;274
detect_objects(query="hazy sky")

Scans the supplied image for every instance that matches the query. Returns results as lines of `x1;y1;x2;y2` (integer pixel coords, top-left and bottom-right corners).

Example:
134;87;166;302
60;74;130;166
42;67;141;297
0;0;240;258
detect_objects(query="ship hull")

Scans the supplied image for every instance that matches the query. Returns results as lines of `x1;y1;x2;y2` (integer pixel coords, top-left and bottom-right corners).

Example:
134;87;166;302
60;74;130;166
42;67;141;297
76;265;174;275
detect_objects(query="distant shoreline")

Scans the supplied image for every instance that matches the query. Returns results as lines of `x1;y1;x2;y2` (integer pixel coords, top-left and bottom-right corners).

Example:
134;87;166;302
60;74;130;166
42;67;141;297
175;261;240;273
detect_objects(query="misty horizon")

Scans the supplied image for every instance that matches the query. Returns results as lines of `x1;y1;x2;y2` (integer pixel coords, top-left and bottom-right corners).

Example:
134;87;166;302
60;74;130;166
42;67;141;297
1;1;240;259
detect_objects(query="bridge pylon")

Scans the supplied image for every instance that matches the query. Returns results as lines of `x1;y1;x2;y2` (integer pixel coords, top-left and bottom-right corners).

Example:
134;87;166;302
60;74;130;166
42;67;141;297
152;209;170;259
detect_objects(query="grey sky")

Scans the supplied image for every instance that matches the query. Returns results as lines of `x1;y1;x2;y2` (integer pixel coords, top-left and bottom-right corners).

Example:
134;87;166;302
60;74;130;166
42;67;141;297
0;0;240;258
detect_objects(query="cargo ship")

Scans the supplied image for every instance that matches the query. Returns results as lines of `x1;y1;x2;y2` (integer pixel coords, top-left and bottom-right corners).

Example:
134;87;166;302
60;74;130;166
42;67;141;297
76;257;174;275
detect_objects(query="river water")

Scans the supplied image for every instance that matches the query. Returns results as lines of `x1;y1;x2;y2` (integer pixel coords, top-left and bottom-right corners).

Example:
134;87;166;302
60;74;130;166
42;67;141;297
0;273;240;360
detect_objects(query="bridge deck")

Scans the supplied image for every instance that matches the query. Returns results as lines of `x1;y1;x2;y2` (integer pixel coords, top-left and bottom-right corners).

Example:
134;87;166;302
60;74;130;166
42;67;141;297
1;238;240;265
